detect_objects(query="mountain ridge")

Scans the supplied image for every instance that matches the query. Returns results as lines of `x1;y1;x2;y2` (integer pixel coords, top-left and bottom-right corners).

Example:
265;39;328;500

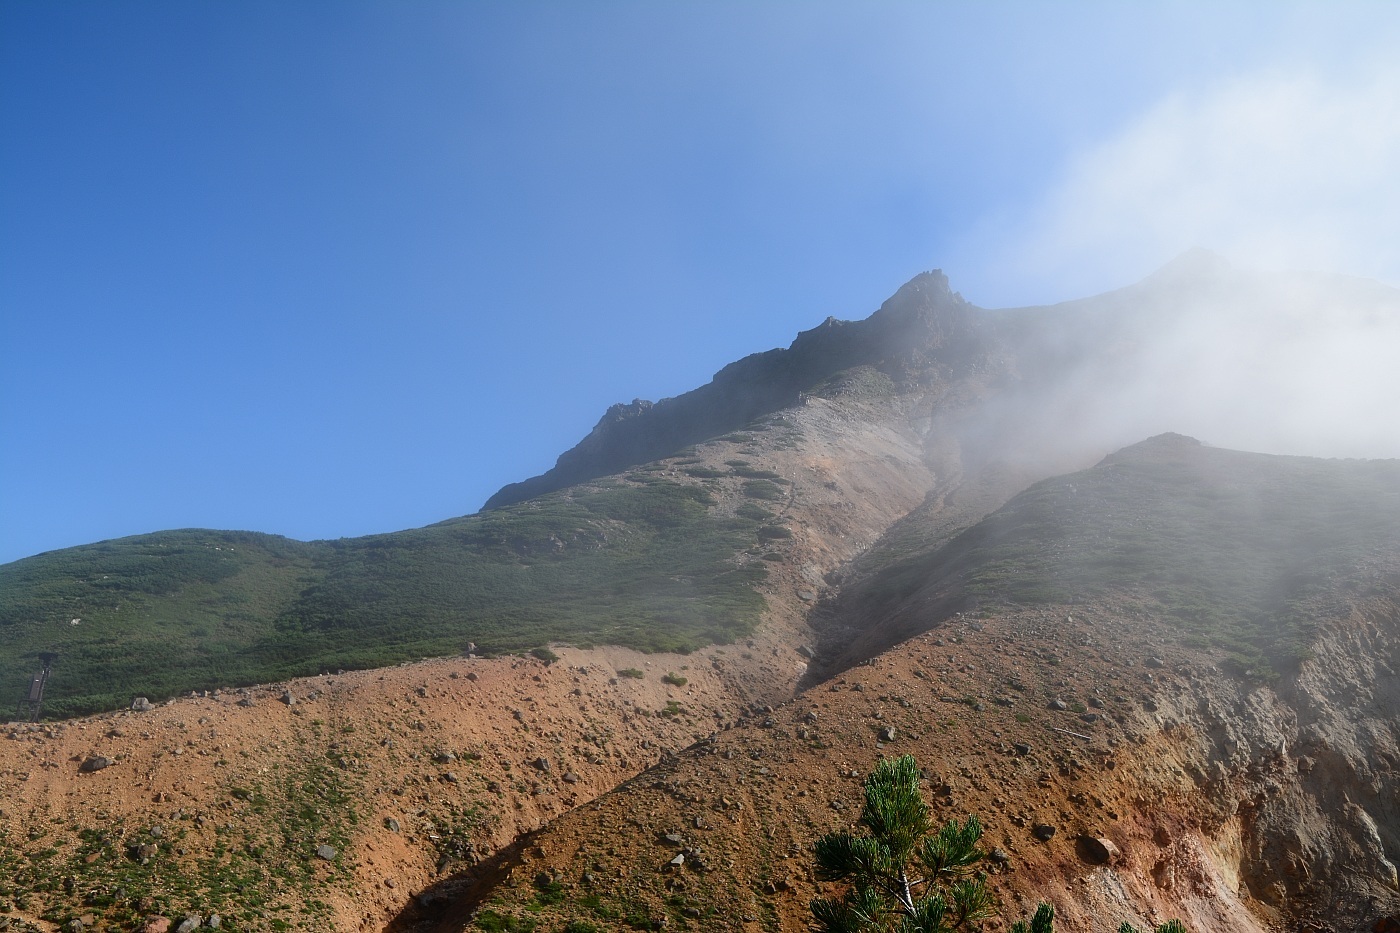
4;257;1400;932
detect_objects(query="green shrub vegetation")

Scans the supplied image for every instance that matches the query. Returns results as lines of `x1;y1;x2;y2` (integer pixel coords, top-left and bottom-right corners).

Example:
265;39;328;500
735;502;775;521
852;437;1400;680
742;480;786;501
1;477;768;718
811;754;1049;933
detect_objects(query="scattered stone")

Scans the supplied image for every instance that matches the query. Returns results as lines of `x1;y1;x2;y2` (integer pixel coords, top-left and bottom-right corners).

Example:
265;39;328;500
441;771;459;783
989;847;1010;864
1032;824;1057;841
465;672;478;682
1013;742;1033;756
662;833;686;846
562;772;580;784
668;853;685;868
384;817;401;832
1049;699;1069;711
174;915;201;933
279;691;296;706
879;726;897;742
208;916;222;929
141;919;171;933
532;757;551;772
797;644;816;659
1145;657;1165;669
236;698;254;707
315;844;337;861
79;755;114;773
131;697;153;712
131;842;159;863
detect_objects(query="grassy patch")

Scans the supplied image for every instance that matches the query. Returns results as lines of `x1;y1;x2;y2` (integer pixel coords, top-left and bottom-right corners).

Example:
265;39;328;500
851;436;1400;678
1;479;768;718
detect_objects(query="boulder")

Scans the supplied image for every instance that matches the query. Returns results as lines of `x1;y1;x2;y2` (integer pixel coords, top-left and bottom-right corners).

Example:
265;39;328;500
79;755;114;773
1078;835;1121;864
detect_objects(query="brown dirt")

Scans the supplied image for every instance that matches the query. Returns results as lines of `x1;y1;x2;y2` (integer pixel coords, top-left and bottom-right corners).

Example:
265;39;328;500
414;596;1400;933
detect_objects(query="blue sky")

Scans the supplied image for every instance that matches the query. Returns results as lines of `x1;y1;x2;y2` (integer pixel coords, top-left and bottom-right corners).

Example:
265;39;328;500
4;2;1400;564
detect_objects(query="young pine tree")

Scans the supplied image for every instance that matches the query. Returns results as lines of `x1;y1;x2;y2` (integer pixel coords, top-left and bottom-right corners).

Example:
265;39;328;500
810;754;1050;933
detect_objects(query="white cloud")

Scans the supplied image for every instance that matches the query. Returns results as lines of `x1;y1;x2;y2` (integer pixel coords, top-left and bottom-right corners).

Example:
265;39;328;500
965;65;1400;305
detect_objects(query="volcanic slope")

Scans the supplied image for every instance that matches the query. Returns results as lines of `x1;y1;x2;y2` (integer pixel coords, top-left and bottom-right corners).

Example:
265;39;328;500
420;436;1400;933
5;257;1400;932
7;252;1400;720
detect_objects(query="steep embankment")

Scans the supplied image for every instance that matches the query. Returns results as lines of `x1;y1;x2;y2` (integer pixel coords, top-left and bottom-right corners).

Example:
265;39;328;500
440;437;1400;933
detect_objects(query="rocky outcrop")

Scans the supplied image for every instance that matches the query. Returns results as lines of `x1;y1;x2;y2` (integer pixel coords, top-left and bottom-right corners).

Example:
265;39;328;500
485;271;990;508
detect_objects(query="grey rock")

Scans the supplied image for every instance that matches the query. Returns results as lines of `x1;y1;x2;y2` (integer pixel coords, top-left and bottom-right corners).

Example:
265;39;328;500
384;817;401;832
879;726;897;742
562;772;580;784
1049;699;1069;711
315;844;337;861
1032;824;1057;841
279;691;296;706
131;697;152;712
79;755;114;773
1013;742;1033;755
175;916;201;933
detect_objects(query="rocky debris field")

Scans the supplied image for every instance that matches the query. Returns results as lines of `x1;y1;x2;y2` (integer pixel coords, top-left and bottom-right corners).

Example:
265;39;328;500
0;642;792;932
406;591;1400;933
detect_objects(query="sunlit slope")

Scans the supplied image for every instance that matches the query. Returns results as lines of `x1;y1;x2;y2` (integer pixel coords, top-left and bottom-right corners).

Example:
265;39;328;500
822;433;1400;676
0;476;768;718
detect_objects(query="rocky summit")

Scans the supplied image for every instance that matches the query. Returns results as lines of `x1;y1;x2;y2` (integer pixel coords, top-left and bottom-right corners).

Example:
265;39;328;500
3;254;1399;932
